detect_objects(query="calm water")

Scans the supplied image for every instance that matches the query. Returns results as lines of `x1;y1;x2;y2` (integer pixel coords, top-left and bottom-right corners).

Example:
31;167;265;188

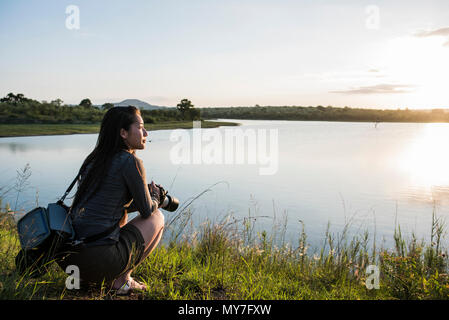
2;119;449;249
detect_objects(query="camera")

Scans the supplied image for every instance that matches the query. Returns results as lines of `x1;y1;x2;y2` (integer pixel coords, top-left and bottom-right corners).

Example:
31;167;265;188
160;192;179;212
148;183;179;212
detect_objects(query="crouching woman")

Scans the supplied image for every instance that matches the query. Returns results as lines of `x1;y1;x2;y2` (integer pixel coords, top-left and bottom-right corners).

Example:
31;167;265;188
58;106;164;295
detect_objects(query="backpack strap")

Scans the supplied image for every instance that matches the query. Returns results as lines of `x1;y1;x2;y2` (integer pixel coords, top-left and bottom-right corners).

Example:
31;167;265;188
57;173;81;205
56;172;120;247
72;222;120;246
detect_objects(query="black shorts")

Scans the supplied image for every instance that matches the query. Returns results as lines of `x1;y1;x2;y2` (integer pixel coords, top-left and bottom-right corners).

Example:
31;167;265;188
57;223;146;284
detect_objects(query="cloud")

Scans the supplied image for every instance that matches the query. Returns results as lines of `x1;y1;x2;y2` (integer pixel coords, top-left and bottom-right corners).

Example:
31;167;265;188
415;27;449;37
303;69;386;82
330;83;416;95
414;27;449;47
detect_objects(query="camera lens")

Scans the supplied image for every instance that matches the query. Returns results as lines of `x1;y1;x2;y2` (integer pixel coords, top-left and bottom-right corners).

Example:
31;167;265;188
163;195;179;212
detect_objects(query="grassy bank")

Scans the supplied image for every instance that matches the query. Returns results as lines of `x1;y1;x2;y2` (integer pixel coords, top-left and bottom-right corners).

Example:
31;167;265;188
0;120;239;138
1;205;448;300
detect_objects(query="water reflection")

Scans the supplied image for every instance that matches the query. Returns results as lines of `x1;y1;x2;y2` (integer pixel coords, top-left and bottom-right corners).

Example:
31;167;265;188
0;142;29;153
400;124;449;186
0;134;98;153
397;123;449;204
400;186;449;206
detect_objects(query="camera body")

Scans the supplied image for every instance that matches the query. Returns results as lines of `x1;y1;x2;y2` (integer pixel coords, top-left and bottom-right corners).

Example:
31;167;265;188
148;183;179;212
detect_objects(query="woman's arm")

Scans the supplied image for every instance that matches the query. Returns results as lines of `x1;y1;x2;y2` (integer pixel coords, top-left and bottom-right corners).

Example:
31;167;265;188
122;155;159;218
119;210;128;227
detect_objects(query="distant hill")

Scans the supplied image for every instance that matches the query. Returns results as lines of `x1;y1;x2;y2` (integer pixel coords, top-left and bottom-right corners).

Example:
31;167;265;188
113;99;168;110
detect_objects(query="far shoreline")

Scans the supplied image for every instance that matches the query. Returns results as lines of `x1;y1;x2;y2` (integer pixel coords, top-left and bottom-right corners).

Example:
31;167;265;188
0;120;240;138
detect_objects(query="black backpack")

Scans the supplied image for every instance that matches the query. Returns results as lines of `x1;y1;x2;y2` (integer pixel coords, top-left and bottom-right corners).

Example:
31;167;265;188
15;174;117;278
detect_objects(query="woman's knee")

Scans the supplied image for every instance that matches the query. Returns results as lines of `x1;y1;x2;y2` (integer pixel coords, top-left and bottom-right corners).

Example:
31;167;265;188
129;209;164;231
151;209;165;230
129;209;164;245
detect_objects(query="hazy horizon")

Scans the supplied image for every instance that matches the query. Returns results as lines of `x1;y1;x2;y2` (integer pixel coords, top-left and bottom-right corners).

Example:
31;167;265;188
1;0;448;109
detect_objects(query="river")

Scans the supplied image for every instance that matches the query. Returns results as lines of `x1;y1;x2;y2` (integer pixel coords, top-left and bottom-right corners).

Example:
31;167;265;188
1;119;449;250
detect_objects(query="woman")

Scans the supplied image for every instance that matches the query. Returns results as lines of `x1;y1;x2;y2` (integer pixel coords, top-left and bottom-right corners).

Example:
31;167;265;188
58;106;165;294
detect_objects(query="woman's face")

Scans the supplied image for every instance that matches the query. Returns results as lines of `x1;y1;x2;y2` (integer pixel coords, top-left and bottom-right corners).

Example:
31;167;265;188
120;114;148;150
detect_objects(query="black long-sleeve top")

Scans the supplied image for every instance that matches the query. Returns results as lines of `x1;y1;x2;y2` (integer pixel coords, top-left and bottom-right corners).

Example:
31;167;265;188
70;150;159;246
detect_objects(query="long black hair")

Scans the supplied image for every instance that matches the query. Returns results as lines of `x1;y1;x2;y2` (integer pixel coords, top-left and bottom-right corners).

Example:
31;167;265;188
70;106;141;211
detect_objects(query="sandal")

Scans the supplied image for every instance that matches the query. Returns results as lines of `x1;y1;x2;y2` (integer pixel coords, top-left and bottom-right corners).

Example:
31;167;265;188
114;277;147;295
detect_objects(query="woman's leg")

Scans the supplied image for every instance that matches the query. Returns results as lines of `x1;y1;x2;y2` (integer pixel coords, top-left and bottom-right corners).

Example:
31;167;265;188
128;209;165;252
112;209;165;290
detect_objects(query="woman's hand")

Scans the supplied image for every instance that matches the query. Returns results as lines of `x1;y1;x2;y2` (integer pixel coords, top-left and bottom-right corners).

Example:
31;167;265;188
148;181;162;205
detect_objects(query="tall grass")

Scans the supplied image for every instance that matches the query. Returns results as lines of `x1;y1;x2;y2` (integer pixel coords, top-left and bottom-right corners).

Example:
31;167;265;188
1;169;448;300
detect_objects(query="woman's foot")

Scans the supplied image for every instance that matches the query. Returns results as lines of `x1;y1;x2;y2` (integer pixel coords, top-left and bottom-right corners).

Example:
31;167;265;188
112;276;147;295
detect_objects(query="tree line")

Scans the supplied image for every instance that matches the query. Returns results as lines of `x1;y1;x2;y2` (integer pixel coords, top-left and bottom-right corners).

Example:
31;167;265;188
198;105;449;123
0;93;200;124
3;93;448;124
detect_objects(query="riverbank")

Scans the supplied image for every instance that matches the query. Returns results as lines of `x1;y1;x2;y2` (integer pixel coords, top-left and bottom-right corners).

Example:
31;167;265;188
0;120;240;138
1;207;448;300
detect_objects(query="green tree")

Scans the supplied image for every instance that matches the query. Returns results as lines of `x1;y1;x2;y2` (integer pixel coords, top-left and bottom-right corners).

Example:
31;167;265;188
51;99;64;107
79;98;93;108
1;92;30;104
177;98;195;119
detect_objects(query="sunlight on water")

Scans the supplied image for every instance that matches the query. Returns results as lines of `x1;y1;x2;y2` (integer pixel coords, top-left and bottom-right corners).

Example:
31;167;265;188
398;124;449;205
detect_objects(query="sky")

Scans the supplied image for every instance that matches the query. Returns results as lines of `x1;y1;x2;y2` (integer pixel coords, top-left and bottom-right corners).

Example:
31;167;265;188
0;0;448;109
